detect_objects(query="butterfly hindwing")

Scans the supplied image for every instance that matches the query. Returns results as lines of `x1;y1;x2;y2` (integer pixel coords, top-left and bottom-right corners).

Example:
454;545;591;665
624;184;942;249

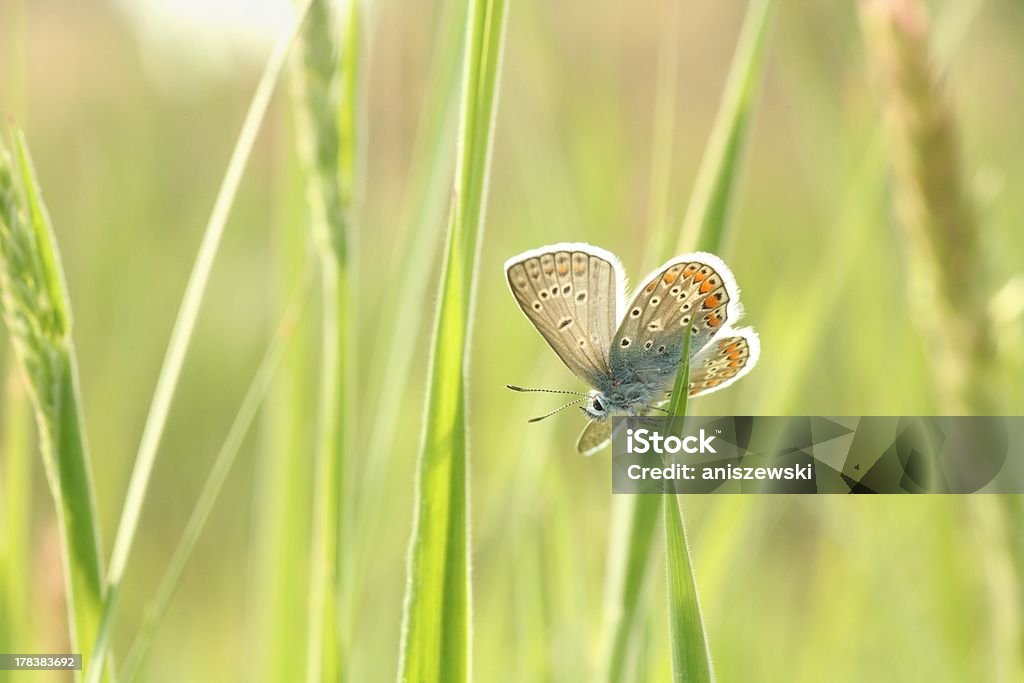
686;328;760;397
577;419;613;456
609;252;742;384
506;244;625;387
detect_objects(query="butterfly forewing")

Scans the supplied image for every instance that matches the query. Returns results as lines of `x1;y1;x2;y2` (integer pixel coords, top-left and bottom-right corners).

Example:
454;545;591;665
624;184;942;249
609;254;738;381
506;245;623;388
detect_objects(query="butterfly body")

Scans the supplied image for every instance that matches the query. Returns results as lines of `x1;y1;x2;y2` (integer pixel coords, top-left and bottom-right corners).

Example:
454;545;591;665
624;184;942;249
505;243;759;454
583;371;673;421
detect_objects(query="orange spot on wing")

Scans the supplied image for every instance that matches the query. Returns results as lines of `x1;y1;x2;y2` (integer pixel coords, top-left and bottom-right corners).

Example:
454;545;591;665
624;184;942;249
706;313;723;327
645;282;657;293
699;279;713;293
693;270;708;282
662;271;678;284
703;294;720;309
728;351;742;361
683;264;698;275
557;264;569;275
729;360;742;368
724;342;740;354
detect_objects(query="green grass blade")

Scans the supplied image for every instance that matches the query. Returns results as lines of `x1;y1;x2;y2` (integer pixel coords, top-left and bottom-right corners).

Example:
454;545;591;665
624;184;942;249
292;0;362;679
599;494;662;682
666;326;692;427
253;109;317;683
351;0;462;630
644;1;681;264
396;0;509;680
662;323;713;682
118;267;313;682
85;3;316;680
0;126;107;682
663;492;713;683
676;0;775;255
602;3;774;681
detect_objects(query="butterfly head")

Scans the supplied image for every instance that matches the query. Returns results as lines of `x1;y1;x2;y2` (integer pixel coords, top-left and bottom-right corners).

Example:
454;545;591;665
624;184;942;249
582;391;611;420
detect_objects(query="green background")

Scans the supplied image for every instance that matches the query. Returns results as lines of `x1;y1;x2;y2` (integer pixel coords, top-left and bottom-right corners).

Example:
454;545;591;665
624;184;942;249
1;0;1023;680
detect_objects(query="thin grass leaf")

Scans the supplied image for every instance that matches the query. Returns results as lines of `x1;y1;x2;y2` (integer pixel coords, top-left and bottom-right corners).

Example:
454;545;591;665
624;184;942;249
119;266;313;682
602;3;774;681
397;0;509;680
663;493;713;683
598;10;684;678
351;0;463;632
253;122;316;683
0;126;107;682
676;0;775;255
599;484;662;683
291;0;363;679
598;301;696;683
643;0;681;264
85;3;316;680
666;325;692;428
662;324;713;682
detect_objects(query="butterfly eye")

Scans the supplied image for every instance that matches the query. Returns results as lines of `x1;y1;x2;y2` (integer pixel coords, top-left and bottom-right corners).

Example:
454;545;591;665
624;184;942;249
592;397;604;412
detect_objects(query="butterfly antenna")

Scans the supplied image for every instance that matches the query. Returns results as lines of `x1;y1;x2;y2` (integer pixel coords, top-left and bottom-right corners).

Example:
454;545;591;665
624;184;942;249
528;398;587;423
506;384;588;396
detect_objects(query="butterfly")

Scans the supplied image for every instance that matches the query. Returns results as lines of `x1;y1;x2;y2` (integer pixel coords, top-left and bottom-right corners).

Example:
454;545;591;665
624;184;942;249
505;243;760;455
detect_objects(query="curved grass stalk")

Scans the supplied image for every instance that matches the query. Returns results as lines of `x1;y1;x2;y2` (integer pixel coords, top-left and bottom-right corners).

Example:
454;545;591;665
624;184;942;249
676;0;775;256
84;3;316;680
600;2;775;681
662;328;714;682
119;265;313;682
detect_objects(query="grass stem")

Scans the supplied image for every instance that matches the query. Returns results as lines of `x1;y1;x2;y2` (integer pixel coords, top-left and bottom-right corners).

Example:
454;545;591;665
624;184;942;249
289;0;363;679
601;2;774;681
676;0;774;255
85;3;316;679
119;266;313;682
396;0;509;680
0;126;107;682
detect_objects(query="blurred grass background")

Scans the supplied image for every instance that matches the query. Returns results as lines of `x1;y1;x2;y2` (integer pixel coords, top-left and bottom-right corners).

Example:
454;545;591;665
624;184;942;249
1;0;1023;681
